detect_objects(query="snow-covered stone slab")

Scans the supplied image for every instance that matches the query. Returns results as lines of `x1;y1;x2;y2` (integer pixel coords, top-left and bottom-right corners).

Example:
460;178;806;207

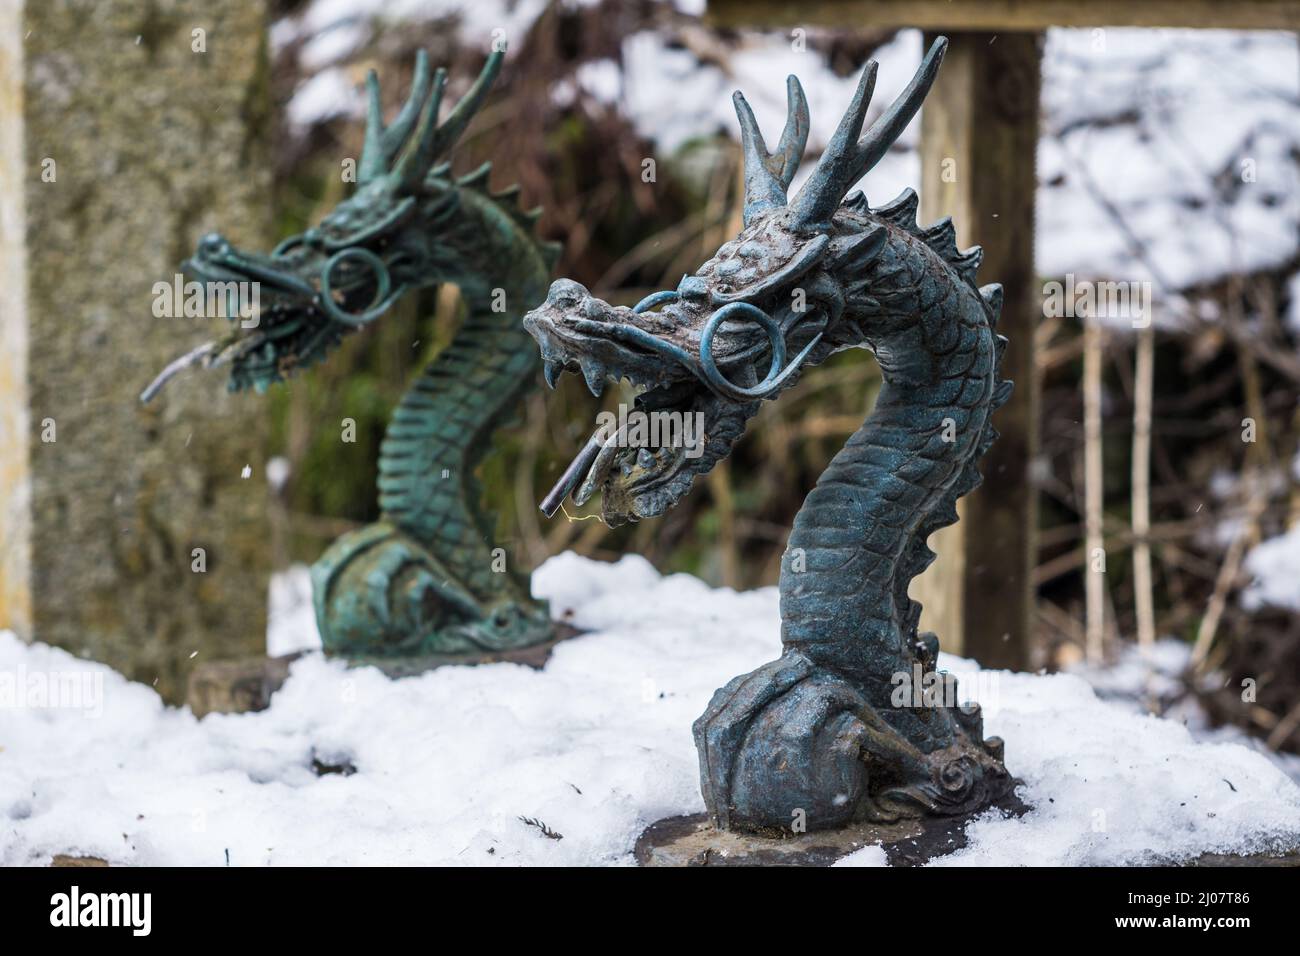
1;554;1297;866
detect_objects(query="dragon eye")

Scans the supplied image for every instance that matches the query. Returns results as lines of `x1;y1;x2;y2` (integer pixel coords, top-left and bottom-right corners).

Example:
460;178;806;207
677;276;708;301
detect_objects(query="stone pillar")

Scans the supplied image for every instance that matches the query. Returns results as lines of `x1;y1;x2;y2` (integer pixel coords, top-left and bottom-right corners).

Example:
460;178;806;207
913;31;1042;669
0;0;272;701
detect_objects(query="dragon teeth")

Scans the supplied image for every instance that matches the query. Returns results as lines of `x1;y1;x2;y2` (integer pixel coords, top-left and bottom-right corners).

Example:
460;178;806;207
581;360;606;397
543;359;562;390
574;459;603;506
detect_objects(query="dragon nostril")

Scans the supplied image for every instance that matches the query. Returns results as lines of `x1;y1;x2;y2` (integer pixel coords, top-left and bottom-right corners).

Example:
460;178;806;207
548;278;589;308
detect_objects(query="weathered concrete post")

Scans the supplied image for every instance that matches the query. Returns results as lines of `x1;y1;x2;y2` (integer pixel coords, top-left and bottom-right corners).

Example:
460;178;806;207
0;0;272;701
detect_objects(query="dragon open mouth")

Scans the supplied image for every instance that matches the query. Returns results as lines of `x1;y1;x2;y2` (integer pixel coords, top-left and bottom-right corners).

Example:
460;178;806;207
143;48;513;405
141;230;399;402
524;276;825;525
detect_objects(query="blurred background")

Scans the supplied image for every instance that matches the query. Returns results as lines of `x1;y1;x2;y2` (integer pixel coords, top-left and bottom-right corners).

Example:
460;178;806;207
3;1;1297;762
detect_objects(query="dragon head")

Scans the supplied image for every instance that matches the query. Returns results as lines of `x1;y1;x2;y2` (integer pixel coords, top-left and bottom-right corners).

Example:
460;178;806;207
143;49;504;401
525;40;946;525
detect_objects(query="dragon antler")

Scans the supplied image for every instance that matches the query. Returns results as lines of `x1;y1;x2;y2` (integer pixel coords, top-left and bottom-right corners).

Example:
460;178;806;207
733;75;809;226
358;47;506;191
787;37;947;231
729;39;948;233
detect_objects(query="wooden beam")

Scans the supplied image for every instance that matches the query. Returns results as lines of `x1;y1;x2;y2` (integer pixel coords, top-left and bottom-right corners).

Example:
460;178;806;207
910;32;1042;669
708;0;1300;31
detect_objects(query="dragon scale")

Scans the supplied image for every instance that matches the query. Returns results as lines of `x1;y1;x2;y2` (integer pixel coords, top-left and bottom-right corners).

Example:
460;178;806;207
377;180;552;592
313;170;559;655
780;204;1004;706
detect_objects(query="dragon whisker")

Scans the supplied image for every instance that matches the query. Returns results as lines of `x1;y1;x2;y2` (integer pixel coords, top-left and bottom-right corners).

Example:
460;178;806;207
319;248;400;327
575;418;633;506
631;289;680;314
540;433;604;518
139;325;272;404
568;317;701;375
698;301;823;401
139;340;218;404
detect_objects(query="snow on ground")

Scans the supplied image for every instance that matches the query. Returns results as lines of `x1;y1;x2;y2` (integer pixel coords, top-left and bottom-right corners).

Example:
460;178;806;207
2;554;1298;866
1068;638;1300;786
266;564;320;658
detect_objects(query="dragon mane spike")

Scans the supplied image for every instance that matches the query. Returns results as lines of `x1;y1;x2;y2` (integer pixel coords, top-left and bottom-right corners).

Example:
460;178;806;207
358;50;432;185
733;75;810;226
790;37;947;232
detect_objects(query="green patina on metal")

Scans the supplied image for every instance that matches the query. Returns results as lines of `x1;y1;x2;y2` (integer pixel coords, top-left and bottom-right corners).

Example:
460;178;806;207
526;38;1016;833
144;49;562;657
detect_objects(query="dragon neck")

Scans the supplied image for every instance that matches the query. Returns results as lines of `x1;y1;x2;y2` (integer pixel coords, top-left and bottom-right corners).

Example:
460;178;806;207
777;222;1006;717
377;176;558;603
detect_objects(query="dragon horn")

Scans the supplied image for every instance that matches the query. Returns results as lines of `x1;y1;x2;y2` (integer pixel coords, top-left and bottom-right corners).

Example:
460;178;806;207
789;37;947;231
358;49;432;184
733;75;809;226
395;48;505;193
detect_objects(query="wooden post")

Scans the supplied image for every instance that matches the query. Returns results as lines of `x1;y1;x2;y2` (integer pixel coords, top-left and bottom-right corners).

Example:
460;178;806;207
1083;316;1106;662
1132;324;1156;650
912;31;1041;668
0;0;273;701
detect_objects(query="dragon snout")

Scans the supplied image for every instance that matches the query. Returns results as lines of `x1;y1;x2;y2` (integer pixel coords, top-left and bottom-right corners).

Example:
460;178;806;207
192;232;234;268
198;232;229;254
538;279;620;323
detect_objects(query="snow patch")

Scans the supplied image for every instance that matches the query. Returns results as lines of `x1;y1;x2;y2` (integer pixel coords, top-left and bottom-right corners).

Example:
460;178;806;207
1242;524;1300;612
2;554;1297;866
266;565;321;658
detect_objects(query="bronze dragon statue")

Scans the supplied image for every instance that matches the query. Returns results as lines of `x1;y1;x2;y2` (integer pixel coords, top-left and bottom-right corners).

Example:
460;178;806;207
524;38;1016;832
144;50;562;658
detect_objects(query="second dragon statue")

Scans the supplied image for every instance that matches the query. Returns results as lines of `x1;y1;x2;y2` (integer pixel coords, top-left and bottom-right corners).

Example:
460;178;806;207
525;38;1017;833
144;49;563;659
